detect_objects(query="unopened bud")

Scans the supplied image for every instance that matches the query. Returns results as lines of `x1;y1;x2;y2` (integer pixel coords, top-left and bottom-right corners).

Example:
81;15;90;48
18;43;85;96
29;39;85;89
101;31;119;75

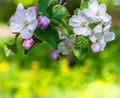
91;43;101;53
22;38;34;50
38;16;50;28
50;50;59;61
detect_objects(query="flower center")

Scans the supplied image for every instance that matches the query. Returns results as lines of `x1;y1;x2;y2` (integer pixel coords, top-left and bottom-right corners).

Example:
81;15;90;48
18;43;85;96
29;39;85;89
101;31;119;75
22;20;29;27
96;10;100;16
80;21;86;27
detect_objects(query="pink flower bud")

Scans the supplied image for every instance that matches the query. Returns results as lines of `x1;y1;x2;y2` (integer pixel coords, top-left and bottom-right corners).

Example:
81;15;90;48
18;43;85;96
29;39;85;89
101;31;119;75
22;38;34;50
91;43;101;53
38;16;50;28
50;50;59;61
32;6;38;13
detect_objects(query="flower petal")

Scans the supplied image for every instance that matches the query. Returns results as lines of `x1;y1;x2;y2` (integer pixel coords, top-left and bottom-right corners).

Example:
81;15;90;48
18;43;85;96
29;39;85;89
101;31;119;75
20;28;33;39
10;23;23;33
27;19;38;32
89;34;97;42
99;4;106;14
99;13;112;22
104;32;115;42
17;3;24;10
99;38;106;51
94;24;102;34
73;27;91;36
89;0;98;12
69;15;82;27
25;7;36;22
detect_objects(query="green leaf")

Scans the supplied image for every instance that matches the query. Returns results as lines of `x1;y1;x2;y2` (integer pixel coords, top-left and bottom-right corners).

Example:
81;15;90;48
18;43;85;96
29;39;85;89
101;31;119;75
51;18;73;36
34;25;59;49
4;34;19;57
73;36;90;59
4;43;17;57
24;36;42;55
38;0;58;12
52;4;70;19
89;22;101;29
81;0;89;9
74;8;81;15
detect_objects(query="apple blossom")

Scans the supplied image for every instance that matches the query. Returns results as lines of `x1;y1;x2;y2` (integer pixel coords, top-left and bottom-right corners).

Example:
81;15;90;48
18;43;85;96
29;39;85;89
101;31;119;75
10;3;38;39
89;22;115;51
69;11;91;36
114;0;120;5
83;0;111;22
57;36;75;55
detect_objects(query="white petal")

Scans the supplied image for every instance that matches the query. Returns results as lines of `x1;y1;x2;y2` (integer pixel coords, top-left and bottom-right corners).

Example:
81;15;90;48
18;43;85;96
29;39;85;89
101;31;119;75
103;23;111;33
99;4;106;14
15;10;25;22
100;43;106;51
114;0;120;5
20;29;33;39
25;7;36;22
99;38;106;51
94;24;102;34
104;32;115;42
58;42;69;55
69;15;82;27
27;19;38;32
10;24;23;33
17;3;24;10
83;9;95;19
73;27;91;36
89;0;98;12
89;35;97;42
99;13;112;22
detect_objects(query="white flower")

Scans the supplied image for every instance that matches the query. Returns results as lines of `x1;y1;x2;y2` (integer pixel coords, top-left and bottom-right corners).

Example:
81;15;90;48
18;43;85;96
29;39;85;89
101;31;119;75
89;24;102;43
10;3;38;39
114;0;120;5
83;0;111;22
89;22;115;51
69;11;91;36
57;35;75;55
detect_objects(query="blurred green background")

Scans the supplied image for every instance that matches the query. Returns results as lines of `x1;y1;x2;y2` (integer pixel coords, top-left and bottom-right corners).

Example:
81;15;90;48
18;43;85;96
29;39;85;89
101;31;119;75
0;0;120;98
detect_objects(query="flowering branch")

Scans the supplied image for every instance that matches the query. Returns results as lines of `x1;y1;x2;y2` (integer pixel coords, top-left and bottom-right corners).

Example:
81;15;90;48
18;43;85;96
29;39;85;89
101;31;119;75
5;0;116;60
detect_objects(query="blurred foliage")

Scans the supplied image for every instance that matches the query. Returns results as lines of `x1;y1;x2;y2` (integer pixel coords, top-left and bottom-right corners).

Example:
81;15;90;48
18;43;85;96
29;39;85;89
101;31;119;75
0;0;120;97
0;27;120;97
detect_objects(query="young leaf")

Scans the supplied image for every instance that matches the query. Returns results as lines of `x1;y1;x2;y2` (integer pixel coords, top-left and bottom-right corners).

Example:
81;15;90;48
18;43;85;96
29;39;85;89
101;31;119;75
51;18;73;36
4;34;19;57
81;0;89;9
73;36;90;59
74;8;81;15
4;43;17;57
89;22;101;29
52;4;70;19
38;0;58;12
34;25;59;49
